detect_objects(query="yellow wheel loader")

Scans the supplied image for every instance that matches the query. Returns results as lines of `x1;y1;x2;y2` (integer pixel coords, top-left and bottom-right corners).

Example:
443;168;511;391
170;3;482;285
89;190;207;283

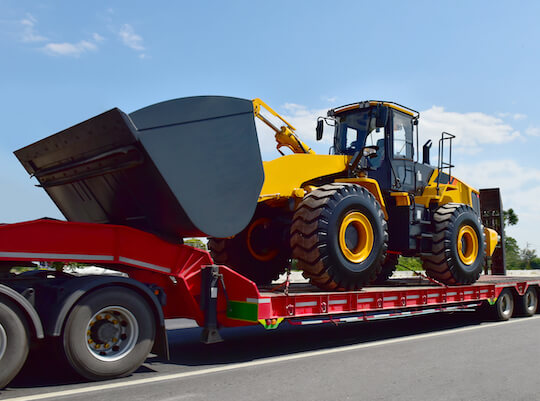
18;95;498;291
209;99;498;290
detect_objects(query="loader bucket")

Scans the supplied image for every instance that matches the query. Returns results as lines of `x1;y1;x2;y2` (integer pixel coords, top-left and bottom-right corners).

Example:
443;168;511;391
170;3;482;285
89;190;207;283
15;96;264;239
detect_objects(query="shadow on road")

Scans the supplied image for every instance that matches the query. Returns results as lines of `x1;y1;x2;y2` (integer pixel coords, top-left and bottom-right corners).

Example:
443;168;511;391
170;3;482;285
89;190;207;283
155;311;489;367
7;311;496;392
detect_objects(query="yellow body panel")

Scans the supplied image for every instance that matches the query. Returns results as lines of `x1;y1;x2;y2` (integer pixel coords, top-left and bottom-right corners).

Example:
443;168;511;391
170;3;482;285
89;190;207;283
484;228;499;257
390;192;411;207
415;169;479;208
335;177;388;219
259;154;348;199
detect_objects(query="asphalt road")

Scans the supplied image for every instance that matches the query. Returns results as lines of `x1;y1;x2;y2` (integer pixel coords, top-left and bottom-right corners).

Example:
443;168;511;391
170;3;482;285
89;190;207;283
2;313;540;401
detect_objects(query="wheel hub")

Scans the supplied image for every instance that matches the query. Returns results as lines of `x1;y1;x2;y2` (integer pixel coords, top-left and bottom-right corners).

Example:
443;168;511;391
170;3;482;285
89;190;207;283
339;212;373;263
86;306;138;362
247;217;280;262
457;225;478;265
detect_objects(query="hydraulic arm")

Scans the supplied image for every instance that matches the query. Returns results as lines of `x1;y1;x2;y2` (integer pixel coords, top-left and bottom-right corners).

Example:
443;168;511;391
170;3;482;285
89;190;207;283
252;98;315;155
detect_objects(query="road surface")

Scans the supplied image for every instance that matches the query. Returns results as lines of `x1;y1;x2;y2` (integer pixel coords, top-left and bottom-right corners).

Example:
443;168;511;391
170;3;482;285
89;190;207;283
2;312;540;401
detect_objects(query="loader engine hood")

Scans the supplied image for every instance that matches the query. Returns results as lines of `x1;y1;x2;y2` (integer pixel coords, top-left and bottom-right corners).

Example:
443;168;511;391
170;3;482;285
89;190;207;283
15;96;265;239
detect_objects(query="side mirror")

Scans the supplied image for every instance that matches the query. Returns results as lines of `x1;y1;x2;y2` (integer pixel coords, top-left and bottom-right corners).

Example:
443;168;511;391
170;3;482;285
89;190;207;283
422;140;432;165
316;119;324;141
375;105;389;128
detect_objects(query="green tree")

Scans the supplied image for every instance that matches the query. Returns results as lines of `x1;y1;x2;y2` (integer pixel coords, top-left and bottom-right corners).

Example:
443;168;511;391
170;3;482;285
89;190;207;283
503;208;519;226
184;238;207;251
505;236;522;269
520;244;538;270
397;256;423;271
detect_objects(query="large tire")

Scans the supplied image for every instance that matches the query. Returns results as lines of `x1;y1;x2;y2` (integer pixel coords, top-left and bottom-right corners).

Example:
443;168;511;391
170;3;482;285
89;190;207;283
290;183;388;291
62;287;155;381
0;298;29;389
516;287;538;317
208;207;290;285
373;253;399;284
422;203;485;285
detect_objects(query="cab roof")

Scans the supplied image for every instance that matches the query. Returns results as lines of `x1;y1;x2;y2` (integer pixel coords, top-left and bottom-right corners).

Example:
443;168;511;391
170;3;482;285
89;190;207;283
329;101;419;118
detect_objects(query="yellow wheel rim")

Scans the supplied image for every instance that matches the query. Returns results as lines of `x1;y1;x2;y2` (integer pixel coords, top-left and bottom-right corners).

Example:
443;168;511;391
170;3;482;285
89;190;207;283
457;225;479;265
339;212;374;263
247;217;279;262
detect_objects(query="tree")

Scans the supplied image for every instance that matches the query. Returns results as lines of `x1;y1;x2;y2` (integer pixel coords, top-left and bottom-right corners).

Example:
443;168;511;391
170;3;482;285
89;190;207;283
520;243;538;270
505;236;522;269
184;238;207;251
397;256;423;271
503;208;519;226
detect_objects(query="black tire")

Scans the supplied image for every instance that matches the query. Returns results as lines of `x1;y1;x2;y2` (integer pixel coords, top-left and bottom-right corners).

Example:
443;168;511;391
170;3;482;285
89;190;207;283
516;287;538;317
422;203;486;285
290;183;388;291
373;253;399;284
62;287;155;381
208;206;290;285
0;298;29;389
494;289;514;321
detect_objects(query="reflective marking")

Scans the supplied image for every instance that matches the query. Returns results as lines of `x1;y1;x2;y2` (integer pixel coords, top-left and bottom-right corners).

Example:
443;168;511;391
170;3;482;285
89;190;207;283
358;297;374;303
295;301;317;307
406;295;420;300
427;294;439;298
329;299;347;305
447;292;457;296
340;317;361;322
384;296;398;301
246;298;271;304
118;256;171;273
7;317;540;401
480;290;489;294
300;320;324;325
0;251;114;261
464;291;473;295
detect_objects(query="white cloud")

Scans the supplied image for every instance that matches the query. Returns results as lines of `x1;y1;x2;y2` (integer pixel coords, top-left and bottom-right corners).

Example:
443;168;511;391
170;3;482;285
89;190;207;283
92;33;105;42
119;24;145;51
20;14;47;43
526;126;540;137
453;159;540;249
43;40;97;56
419;106;521;154
513;113;527;120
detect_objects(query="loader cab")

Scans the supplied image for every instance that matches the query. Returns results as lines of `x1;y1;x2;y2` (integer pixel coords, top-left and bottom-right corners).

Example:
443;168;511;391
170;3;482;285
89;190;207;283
328;101;433;195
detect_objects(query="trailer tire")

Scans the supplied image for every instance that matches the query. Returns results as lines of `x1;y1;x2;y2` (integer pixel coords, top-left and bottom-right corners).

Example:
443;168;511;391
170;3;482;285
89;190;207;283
291;183;387;291
373;253;399;284
495;289;514;321
422;203;485;285
516;287;538;317
0;298;29;389
62;287;155;381
208;207;290;285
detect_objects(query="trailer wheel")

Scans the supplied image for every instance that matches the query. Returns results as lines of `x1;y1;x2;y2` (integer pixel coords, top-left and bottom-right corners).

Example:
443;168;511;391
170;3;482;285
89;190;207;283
422;203;485;285
291;183;387;291
0;298;29;389
494;289;514;321
516;287;538;317
373;253;399;284
208;207;290;285
62;287;155;381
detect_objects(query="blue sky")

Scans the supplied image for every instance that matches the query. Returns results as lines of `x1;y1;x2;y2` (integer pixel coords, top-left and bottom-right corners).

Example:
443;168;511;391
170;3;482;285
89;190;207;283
1;1;540;250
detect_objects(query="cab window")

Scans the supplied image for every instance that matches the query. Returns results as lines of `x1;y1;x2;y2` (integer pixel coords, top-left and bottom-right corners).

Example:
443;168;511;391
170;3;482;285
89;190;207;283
393;112;413;159
365;127;385;168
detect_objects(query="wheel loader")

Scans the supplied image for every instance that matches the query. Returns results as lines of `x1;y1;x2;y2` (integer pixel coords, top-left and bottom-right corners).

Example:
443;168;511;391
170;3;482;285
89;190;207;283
209;98;499;290
15;96;498;292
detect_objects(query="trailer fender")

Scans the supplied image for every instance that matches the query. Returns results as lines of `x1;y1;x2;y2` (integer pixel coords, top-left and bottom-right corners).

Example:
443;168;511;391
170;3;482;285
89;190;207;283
0;284;44;340
43;276;168;359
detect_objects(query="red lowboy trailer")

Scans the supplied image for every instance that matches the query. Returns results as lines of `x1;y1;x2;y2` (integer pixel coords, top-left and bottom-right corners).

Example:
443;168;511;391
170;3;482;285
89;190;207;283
0;97;533;388
0;218;537;388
